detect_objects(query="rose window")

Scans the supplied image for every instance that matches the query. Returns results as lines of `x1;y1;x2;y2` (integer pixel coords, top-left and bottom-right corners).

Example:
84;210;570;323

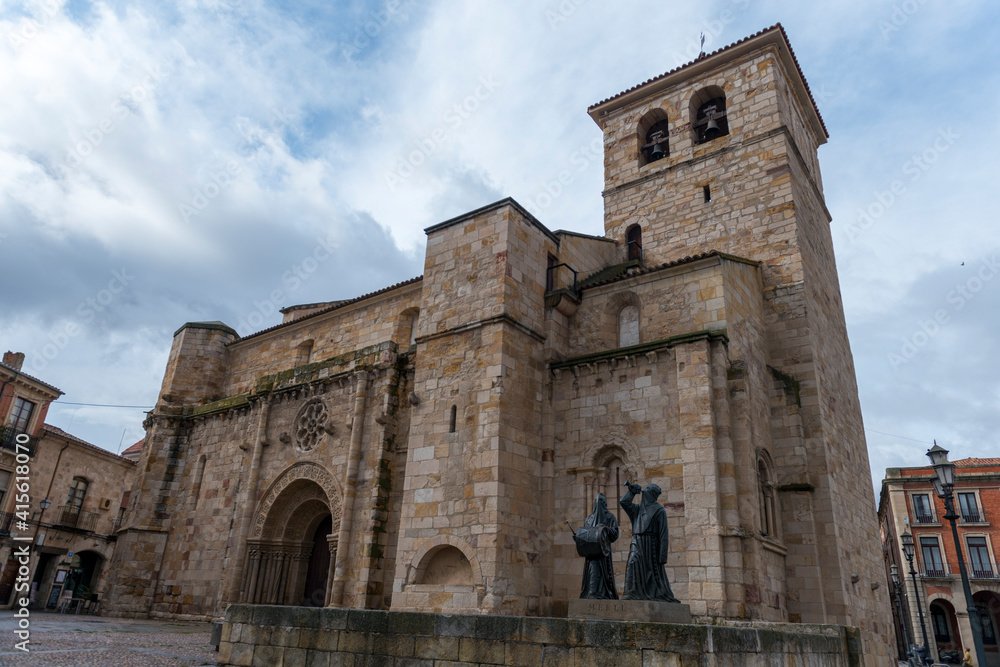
294;399;329;452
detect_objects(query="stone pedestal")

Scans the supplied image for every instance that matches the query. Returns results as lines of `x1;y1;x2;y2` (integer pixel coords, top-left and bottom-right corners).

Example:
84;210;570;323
568;598;693;623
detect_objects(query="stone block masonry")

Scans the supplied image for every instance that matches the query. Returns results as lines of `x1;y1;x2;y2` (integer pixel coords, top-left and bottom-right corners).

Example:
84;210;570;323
218;603;863;666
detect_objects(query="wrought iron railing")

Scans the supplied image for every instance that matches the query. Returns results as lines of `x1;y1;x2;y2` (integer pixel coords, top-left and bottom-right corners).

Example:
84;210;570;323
0;511;15;536
914;511;936;524
961;509;985;523
545;263;578;294
970;563;999;579
110;516;127;534
53;505;98;532
0;426;38;456
920;564;951;578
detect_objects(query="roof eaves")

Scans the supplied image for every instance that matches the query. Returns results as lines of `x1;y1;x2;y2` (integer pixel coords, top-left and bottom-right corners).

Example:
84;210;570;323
580;250;758;291
0;361;64;396
41;424;136;465
231;275;424;345
587;23;828;139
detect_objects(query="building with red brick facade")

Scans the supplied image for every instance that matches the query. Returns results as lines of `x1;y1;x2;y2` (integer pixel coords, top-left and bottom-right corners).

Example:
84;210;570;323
880;459;1000;665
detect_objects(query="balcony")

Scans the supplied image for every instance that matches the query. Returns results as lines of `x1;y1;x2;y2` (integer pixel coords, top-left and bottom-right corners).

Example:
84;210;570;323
53;505;98;532
914;511;936;524
961;509;986;523
920;564;952;578
0;512;15;537
970;563;1000;579
0;425;38;457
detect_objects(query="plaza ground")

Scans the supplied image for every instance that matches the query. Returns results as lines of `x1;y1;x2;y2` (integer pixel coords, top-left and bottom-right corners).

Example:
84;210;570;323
0;611;215;666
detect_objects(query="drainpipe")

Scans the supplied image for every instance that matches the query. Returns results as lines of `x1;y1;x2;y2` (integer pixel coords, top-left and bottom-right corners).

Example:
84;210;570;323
224;395;271;603
329;369;369;607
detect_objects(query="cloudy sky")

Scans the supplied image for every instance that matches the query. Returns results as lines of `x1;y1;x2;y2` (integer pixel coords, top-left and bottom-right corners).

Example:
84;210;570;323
1;0;997;493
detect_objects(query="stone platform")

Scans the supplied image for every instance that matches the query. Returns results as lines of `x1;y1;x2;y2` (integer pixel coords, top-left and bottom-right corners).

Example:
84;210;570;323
568;597;692;623
218;603;865;666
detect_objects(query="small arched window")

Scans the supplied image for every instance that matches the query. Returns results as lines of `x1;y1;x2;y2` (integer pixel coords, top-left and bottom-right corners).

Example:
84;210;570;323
295;340;314;366
618;305;639;347
757;451;778;538
192;454;207;508
626;224;642;261
691;86;729;145
396;307;421;349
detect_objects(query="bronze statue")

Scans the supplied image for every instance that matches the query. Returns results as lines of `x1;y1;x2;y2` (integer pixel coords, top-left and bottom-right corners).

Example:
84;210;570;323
573;493;619;599
620;481;678;602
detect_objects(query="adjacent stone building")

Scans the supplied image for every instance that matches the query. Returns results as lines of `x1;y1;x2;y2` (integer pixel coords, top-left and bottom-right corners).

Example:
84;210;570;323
880;459;1000;665
103;24;893;663
0;352;136;611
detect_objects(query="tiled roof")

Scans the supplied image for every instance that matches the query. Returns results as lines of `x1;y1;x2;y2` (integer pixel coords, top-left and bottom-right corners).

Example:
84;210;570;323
952;458;1000;466
120;439;144;456
580;250;759;291
41;424;136;464
588;23;828;138
0;361;63;395
231;275;424;345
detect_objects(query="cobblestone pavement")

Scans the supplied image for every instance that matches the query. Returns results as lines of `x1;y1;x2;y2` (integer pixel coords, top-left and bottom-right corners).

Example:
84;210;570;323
0;611;216;666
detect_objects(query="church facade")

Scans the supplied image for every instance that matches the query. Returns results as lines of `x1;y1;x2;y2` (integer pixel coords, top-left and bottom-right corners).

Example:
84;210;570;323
104;24;893;661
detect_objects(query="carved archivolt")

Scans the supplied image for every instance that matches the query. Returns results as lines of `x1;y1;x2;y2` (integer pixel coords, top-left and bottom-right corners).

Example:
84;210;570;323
251;461;342;540
294;398;329;452
584;427;642;475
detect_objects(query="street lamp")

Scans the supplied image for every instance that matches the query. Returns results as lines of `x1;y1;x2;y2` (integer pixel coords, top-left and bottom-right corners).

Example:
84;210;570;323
900;529;930;653
33;498;52;549
890;563;914;663
927;442;988;667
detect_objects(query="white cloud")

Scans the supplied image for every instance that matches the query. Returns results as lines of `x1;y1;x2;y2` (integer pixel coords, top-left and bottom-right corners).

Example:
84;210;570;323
1;0;999;502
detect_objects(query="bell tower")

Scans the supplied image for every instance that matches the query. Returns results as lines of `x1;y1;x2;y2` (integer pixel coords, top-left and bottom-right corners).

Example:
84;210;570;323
588;23;888;644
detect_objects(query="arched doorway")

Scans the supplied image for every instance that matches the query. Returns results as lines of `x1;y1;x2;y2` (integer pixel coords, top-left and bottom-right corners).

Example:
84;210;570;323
930;599;962;655
301;515;333;607
243;470;341;606
973;591;1000;666
65;551;103;600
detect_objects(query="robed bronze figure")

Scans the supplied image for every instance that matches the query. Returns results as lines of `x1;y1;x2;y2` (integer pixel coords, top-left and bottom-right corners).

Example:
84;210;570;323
573;493;619;599
620;481;678;602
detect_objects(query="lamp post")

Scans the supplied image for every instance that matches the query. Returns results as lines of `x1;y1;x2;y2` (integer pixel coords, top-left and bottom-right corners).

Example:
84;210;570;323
901;529;930;653
32;497;52;549
891;563;915;664
927;442;988;667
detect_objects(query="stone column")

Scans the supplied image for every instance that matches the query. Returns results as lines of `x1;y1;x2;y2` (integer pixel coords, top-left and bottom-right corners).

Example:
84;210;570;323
324;535;339;607
329;370;369;607
224;396;271;603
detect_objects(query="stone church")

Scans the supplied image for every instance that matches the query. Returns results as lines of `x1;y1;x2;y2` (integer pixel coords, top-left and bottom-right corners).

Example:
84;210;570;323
104;24;892;661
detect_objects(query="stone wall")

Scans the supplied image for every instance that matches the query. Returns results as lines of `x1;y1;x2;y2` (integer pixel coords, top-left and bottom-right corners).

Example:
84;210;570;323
217;604;863;666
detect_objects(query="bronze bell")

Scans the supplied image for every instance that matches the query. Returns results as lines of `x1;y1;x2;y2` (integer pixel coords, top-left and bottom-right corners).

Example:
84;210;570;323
650;142;667;161
703;117;721;141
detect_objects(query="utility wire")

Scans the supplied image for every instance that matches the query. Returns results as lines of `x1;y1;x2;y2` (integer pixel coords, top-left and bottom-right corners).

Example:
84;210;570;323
57;401;153;408
864;428;934;445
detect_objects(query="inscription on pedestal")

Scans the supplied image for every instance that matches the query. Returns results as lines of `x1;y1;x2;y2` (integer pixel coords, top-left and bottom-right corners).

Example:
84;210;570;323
568;598;693;624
